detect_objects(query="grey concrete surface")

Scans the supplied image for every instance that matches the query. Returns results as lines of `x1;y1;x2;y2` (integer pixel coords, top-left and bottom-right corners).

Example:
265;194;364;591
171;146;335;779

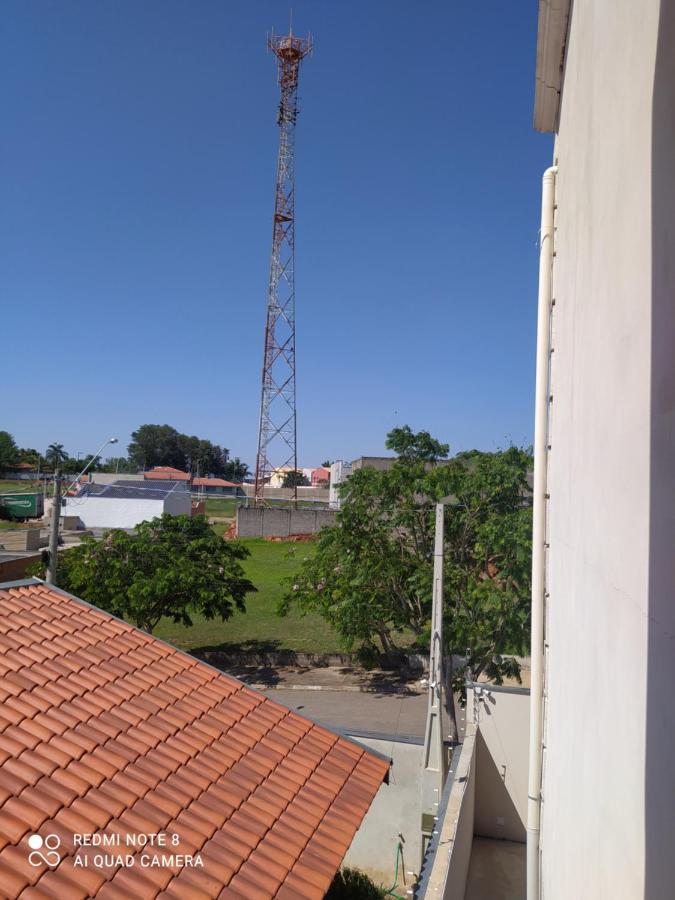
264;687;430;742
343;736;424;887
464;837;525;900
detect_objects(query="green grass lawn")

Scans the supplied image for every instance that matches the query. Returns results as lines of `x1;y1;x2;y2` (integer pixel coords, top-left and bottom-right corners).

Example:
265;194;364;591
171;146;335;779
0;480;39;494
153;537;344;654
203;498;239;517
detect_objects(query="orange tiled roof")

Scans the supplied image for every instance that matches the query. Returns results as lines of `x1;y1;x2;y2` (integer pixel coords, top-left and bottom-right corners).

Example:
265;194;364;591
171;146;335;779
0;580;389;899
144;468;191;481
191;478;239;488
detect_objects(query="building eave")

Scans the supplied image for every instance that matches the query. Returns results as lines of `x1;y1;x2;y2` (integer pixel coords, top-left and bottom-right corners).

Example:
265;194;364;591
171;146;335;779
533;0;572;133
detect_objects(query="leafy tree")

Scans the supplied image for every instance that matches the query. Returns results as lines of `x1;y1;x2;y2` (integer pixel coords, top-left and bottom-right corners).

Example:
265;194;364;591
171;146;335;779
16;447;41;466
45;443;69;466
61;454;103;475
321;460;332;468
222;457;249;483
38;514;255;634
103;456;134;473
127;424;239;479
385;424;449;462
0;431;18;471
127;425;183;470
281;427;532;738
282;470;310;488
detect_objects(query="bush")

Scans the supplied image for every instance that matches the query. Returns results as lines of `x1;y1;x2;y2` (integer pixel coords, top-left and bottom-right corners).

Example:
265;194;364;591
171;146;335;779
325;867;386;900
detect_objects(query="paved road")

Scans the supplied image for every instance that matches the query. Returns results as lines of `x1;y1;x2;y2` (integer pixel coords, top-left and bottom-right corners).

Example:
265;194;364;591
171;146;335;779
265;687;430;742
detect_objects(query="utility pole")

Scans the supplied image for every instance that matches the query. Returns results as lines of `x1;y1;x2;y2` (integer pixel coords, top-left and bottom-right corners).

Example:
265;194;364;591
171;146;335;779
421;503;448;852
46;469;62;585
253;27;312;506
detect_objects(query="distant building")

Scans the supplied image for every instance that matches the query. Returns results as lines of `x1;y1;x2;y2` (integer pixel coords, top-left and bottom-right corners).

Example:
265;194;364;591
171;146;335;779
268;466;294;488
311;466;330;486
143;466;191;481
0;463;41;480
61;479;191;529
350;456;396;472
329;460;353;509
191;477;244;497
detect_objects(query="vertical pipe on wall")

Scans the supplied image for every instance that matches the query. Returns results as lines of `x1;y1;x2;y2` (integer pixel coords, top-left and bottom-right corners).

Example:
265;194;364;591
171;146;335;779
527;164;558;900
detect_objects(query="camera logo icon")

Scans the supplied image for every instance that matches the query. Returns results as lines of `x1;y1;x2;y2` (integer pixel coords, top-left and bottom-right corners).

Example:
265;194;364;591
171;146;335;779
27;834;61;867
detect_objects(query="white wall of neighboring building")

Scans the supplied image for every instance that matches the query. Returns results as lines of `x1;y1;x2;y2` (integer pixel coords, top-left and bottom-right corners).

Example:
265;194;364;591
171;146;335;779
536;2;675;897
329;460;352;508
61;492;191;529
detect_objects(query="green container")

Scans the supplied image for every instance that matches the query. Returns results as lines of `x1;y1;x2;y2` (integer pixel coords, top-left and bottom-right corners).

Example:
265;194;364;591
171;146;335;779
0;493;44;519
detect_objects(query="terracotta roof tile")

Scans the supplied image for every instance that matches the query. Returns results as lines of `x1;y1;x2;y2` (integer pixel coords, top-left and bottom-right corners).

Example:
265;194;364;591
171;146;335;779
0;580;389;898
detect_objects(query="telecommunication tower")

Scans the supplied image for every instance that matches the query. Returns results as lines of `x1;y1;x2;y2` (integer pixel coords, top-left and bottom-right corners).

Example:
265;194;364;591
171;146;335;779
254;28;313;504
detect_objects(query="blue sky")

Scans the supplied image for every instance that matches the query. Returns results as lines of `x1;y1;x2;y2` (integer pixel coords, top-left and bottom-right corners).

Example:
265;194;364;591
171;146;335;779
2;1;551;467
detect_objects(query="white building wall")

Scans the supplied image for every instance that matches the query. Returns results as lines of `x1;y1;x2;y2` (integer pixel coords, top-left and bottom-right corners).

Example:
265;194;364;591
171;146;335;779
329;460;352;509
540;2;675;897
62;498;166;529
163;490;192;517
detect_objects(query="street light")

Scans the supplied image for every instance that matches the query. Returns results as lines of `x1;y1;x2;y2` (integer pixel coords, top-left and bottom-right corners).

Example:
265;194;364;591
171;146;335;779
46;437;119;586
64;437;119;497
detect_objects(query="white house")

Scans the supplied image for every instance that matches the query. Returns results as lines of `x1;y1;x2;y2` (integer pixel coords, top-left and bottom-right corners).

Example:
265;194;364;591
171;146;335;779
61;480;192;529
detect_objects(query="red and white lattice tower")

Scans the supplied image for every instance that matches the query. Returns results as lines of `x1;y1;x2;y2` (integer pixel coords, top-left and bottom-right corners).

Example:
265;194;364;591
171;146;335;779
254;29;312;504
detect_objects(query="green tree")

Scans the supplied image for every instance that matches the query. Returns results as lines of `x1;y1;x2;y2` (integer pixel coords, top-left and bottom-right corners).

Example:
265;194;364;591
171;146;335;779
127;425;183;470
39;514;255;634
103;456;134;473
16;447;41;466
282;470;310;488
222;457;249;483
45;443;69;466
281;427;532;733
127;424;234;478
385;424;449;462
0;431;18;471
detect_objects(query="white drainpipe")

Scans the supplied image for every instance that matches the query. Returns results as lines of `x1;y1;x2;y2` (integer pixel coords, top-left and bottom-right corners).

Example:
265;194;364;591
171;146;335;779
527;164;558;900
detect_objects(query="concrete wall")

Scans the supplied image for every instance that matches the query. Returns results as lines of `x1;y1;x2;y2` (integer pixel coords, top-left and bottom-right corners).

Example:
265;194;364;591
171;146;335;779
539;2;675;896
236;506;336;538
423;727;476;899
240;484;330;502
89;473;143;484
343;738;423;888
0;552;42;581
467;684;529;843
0;529;44;552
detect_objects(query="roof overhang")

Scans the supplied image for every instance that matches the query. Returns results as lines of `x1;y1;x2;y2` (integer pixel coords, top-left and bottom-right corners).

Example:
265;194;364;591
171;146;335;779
533;0;572;132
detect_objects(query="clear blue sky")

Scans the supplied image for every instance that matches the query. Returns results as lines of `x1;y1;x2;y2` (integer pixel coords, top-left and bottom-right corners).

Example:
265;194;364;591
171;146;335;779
2;1;551;467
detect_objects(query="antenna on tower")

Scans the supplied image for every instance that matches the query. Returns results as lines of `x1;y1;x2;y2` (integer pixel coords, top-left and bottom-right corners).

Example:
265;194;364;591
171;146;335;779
254;27;312;506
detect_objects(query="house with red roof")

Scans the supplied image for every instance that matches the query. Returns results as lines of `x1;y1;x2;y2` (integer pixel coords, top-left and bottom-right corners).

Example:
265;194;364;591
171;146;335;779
191;478;244;498
143;467;191;482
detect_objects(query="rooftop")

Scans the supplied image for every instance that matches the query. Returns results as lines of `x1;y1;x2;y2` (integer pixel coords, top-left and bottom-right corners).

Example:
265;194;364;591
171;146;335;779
0;579;389;898
144;468;191;482
192;478;240;488
75;481;183;501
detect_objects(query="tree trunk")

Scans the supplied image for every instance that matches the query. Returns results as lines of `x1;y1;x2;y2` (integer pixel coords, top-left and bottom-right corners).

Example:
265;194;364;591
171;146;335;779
376;627;403;665
443;654;459;744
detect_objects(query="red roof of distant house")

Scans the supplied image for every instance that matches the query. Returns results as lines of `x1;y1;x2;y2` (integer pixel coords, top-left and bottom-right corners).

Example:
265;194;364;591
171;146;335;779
192;478;240;488
311;467;330;484
0;580;388;898
144;467;191;481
